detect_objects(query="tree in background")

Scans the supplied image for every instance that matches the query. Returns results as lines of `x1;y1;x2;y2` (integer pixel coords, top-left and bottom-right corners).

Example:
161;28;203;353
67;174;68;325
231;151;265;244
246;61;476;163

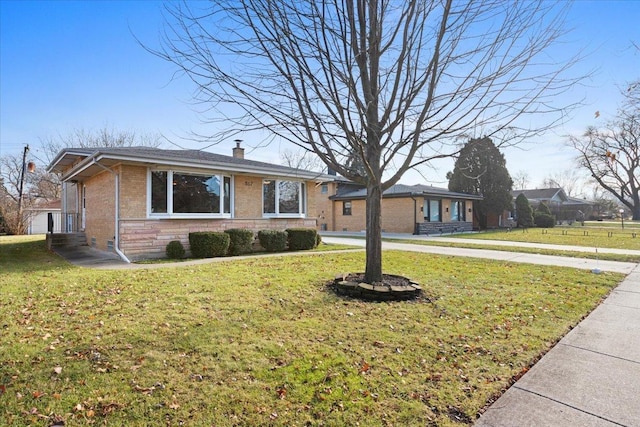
512;170;531;191
447;137;513;229
152;0;582;283
568;81;640;220
541;169;585;197
0;127;161;235
515;193;534;228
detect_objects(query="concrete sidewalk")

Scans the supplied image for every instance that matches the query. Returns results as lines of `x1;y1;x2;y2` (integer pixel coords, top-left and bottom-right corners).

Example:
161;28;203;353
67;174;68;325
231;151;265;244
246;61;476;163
320;236;637;274
475;263;640;427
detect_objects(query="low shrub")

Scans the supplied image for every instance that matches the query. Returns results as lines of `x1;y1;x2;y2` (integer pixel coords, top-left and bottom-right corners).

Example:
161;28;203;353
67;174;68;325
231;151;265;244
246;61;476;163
188;232;230;258
258;229;288;252
166;240;185;259
535;213;556;228
286;228;318;251
224;228;254;256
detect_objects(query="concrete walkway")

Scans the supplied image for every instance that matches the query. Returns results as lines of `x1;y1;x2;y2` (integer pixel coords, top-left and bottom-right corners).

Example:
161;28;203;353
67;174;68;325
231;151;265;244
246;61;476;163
475;263;640;427
320;235;637;274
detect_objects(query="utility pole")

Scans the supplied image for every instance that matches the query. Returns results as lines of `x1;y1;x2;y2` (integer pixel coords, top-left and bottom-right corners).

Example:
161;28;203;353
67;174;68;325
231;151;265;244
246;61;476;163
17;144;30;234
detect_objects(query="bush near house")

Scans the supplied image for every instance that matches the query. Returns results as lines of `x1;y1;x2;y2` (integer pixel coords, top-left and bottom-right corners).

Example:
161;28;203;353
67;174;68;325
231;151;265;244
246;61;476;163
286;228;319;250
224;228;255;256
189;231;230;258
535;212;556;228
166;240;186;259
258;229;288;252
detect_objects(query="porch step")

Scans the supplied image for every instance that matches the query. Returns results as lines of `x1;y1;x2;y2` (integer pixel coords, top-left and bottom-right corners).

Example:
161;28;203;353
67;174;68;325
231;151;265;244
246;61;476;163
47;232;88;248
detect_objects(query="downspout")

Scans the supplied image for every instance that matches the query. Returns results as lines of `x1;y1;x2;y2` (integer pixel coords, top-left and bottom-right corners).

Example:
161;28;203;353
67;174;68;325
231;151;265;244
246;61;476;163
93;160;131;263
410;194;419;235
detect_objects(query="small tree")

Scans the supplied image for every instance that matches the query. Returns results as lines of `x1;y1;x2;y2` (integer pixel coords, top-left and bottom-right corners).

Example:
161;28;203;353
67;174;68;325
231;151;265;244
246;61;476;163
515;194;534;228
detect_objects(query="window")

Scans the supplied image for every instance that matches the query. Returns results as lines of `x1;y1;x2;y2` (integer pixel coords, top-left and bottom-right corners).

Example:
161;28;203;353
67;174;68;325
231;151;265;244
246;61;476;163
150;170;232;217
451;200;466;221
424;199;441;222
263;179;306;216
321;184;328;194
343;201;352;216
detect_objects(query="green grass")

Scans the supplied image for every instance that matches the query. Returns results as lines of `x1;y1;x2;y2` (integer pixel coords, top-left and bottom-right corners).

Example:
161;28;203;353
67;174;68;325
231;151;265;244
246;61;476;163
387;239;640;263
449;225;640;251
0;236;624;426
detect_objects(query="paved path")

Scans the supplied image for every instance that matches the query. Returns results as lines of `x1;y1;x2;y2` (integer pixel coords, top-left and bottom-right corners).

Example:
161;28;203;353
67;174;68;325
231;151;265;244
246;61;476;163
321;236;637;274
475;263;640;427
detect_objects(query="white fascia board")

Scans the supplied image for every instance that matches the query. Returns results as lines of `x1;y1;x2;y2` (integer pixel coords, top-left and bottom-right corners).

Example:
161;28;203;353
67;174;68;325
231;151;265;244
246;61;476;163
61;152;328;182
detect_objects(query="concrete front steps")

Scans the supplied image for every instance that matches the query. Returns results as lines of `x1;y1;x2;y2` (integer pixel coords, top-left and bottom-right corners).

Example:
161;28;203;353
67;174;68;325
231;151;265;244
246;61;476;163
46;232;88;249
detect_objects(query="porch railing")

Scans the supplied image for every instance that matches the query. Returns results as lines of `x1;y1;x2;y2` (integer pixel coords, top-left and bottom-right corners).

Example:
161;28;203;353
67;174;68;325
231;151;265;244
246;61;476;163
47;212;82;233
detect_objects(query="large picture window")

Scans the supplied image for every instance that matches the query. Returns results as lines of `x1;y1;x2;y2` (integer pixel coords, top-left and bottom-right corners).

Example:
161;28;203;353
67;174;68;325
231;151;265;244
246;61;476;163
263;179;306;216
451;200;466;221
150;170;232;217
424;199;441;222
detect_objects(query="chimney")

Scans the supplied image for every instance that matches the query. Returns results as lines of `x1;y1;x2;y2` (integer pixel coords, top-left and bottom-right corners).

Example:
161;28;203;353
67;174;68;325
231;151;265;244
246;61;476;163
232;140;244;159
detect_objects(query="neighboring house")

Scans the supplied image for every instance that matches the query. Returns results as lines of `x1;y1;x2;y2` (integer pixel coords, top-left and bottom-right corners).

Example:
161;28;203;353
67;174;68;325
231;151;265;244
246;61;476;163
493;188;595;226
47;145;327;261
25;199;61;234
316;178;482;234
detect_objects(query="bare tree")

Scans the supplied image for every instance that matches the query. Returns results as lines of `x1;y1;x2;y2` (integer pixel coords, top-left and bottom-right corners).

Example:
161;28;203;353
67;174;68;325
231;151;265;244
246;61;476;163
541;169;584;197
569;81;640;220
512;170;530;191
280;149;325;173
0;127;162;234
151;0;583;282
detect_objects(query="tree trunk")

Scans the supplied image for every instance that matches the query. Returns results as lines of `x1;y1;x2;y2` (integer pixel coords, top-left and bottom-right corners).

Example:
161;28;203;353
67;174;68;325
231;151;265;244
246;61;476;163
365;181;383;283
633;201;640;221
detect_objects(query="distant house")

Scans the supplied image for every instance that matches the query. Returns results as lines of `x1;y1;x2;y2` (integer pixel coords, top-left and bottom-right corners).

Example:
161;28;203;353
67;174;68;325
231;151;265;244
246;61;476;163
47;145;327;261
514;188;595;222
26;199;61;234
316;178;482;234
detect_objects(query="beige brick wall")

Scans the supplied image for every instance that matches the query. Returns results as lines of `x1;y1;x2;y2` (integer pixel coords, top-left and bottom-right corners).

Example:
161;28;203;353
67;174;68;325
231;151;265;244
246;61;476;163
234;175;264;218
334;199;367;232
314;181;337;231
84;170;116;251
119;217;317;260
332;196;421;233
119;165;147;219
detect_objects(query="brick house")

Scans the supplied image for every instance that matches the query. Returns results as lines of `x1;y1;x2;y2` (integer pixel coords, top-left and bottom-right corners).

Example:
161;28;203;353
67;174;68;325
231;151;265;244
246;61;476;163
316;178;482;234
47;145;327;261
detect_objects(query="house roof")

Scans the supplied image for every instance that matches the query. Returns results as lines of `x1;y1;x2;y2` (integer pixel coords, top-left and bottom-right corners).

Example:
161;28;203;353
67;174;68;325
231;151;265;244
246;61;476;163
47;147;331;182
330;183;483;201
26;199;61;211
512;188;568;202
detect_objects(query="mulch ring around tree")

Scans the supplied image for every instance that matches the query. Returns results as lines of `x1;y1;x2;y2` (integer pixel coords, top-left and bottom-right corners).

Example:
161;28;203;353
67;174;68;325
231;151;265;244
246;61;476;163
332;273;422;301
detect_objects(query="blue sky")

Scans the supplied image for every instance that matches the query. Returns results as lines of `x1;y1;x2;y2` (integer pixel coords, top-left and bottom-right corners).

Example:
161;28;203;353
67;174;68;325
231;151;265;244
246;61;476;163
1;0;639;192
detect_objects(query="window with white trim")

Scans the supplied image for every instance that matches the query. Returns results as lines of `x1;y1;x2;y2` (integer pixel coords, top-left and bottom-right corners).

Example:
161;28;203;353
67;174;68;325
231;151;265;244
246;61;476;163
149;170;232;217
263;179;306;216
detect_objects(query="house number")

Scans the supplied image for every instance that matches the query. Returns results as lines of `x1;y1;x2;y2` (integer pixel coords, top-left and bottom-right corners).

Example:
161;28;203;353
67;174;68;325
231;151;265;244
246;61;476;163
245;181;253;186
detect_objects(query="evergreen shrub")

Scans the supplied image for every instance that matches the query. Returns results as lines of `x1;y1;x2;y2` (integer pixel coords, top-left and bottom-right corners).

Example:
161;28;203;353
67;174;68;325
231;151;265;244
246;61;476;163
224;228;255;256
188;232;230;258
258;229;288;252
286;228;318;251
534;213;556;228
166;240;185;259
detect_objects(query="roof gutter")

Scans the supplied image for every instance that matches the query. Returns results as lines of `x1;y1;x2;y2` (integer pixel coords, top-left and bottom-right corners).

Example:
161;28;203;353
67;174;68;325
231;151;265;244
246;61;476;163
92;159;130;264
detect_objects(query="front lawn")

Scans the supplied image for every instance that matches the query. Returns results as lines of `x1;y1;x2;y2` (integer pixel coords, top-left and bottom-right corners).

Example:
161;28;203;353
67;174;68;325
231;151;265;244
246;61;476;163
0;236;623;426
450;226;640;250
